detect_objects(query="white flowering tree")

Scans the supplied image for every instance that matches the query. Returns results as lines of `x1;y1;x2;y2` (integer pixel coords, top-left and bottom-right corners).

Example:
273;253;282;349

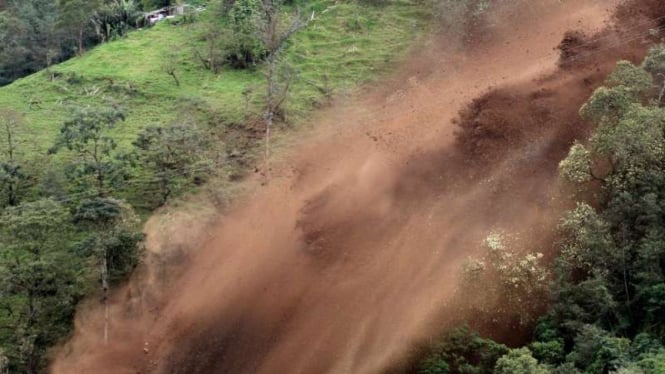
461;231;550;327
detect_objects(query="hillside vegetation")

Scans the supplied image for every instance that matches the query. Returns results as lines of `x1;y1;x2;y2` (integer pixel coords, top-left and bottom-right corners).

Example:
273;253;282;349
416;44;665;374
0;1;427;372
0;0;425;204
7;0;665;373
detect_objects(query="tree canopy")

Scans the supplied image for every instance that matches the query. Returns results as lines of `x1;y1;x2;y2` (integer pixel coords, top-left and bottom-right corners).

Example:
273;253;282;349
418;44;665;374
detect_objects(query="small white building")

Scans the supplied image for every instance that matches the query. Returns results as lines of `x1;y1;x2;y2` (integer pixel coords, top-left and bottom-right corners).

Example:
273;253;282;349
145;5;186;24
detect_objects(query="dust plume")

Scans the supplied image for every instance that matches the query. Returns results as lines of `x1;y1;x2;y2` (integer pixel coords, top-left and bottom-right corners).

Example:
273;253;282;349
51;1;665;373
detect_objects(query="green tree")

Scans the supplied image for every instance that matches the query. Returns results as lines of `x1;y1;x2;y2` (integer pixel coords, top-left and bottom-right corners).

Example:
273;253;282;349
58;0;102;55
559;141;595;184
642;44;665;79
605;60;653;94
49;105;128;198
91;0;142;43
417;326;508;374
0;0;143;85
579;86;635;125
494;348;550;374
0;199;81;373
533;47;665;373
0;0;61;85
418;44;665;374
0;109;30;207
559;58;665;334
74;197;143;345
529;318;566;366
633;349;665;373
567;325;631;373
224;0;266;68
132;122;212;206
557;203;616;278
196;0;266;73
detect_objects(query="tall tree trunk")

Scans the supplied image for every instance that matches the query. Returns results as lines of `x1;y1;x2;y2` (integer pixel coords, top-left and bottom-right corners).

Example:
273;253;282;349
263;59;276;183
97;169;105;197
209;41;217;74
26;288;38;374
264;109;272;183
4;118;18;206
26;355;38;374
160;175;171;206
78;28;84;55
658;73;665;106
7;182;18;206
101;249;109;345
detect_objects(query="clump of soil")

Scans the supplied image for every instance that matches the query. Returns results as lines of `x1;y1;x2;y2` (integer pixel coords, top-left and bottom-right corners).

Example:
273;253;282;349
557;30;601;69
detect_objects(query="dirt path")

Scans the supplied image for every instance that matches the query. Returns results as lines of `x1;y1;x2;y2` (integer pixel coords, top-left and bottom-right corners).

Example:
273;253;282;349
52;1;662;373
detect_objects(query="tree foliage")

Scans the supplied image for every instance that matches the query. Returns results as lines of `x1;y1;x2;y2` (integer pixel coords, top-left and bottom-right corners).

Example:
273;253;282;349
74;197;143;284
0;199;82;373
0;0;145;86
0;109;31;208
91;0;142;43
58;0;103;55
559;142;594;184
49;105;128;198
0;103;146;367
494;347;550;374
461;231;550;328
533;46;665;373
132;122;213;206
418;46;665;374
224;0;266;68
0;0;60;85
417;326;508;374
73;197;143;344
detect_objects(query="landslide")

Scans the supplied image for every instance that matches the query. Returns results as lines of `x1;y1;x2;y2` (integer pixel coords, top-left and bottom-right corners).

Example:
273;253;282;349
51;1;665;373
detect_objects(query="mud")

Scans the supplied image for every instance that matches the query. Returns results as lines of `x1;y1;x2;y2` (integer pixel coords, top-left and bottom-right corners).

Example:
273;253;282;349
51;1;665;373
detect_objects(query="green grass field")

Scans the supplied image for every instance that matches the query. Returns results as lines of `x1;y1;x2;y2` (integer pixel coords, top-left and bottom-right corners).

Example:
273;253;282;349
0;0;427;212
0;0;426;154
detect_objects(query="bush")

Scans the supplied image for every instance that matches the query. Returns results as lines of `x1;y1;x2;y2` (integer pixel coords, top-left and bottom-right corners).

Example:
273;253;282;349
417;327;508;374
495;348;550;374
223;0;266;68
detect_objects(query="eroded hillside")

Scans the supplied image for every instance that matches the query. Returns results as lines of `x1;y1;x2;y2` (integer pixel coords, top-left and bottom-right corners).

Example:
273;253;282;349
51;0;665;373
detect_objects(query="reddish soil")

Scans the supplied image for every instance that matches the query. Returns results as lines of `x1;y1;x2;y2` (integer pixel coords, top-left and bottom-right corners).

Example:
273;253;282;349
51;1;665;373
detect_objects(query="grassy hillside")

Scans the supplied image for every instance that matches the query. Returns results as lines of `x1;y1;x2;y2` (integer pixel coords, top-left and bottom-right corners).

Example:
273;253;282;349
0;3;428;370
0;0;426;169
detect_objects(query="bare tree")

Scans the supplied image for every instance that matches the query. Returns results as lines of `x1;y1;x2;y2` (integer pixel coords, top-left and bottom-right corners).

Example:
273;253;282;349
256;0;308;182
162;51;181;87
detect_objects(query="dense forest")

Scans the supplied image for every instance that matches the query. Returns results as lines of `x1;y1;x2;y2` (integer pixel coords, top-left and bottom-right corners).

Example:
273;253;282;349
0;0;197;86
416;46;665;374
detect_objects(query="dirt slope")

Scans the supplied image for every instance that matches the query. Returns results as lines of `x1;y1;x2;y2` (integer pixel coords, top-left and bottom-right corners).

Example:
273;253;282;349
51;1;665;373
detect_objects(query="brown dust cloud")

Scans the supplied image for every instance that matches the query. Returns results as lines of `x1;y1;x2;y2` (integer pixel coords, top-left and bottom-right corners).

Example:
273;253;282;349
51;0;665;373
